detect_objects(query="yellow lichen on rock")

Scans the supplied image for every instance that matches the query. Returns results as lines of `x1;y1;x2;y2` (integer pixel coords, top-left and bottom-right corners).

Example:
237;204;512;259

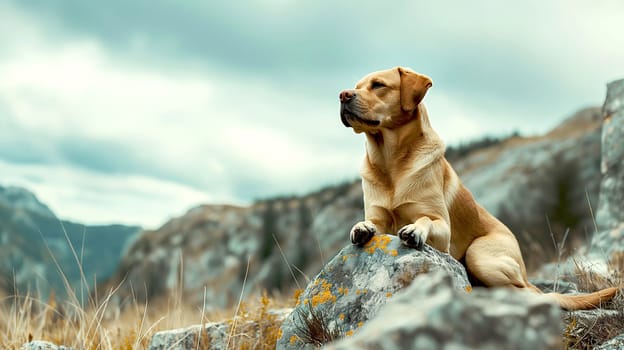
293;289;303;305
290;335;299;344
364;235;393;254
339;313;345;320
311;279;337;307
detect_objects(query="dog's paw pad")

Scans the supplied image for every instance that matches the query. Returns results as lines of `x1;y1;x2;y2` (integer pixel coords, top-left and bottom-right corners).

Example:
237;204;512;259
350;222;376;246
398;225;425;250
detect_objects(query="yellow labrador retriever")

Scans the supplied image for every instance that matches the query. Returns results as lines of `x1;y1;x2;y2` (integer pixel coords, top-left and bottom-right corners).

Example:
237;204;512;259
339;66;617;310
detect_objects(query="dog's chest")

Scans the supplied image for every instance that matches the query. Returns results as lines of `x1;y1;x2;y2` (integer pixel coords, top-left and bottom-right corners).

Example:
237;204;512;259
363;168;432;230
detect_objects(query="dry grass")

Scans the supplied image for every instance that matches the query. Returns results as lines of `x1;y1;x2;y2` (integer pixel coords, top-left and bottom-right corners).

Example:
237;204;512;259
224;291;290;350
0;286;293;350
562;252;624;349
290;302;342;347
0;221;298;350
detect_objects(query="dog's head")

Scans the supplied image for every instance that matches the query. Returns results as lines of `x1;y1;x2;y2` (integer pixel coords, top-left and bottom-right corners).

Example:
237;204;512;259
339;67;432;133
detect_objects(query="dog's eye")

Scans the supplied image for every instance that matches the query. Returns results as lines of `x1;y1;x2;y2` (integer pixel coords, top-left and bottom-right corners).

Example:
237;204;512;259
371;81;386;89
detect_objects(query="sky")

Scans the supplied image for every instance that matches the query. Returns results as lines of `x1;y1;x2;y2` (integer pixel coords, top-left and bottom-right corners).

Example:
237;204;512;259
1;1;623;228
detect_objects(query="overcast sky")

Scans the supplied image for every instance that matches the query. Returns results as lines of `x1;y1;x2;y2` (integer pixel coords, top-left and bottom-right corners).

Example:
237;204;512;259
1;1;623;228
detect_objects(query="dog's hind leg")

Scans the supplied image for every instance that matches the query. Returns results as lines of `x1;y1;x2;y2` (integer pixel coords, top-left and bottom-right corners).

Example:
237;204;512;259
464;234;531;289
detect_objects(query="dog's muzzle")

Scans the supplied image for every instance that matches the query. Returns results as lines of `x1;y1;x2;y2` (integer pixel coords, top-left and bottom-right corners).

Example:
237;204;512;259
340;104;353;127
340;104;380;128
339;90;379;128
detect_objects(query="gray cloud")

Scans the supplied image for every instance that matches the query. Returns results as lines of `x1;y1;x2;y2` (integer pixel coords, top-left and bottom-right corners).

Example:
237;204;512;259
14;0;623;122
2;0;624;225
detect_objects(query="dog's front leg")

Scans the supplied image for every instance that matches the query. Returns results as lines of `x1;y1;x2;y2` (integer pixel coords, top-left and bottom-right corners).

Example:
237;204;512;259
398;216;450;252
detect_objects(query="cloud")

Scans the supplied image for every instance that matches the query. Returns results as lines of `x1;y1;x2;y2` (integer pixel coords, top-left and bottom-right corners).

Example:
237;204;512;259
1;0;623;226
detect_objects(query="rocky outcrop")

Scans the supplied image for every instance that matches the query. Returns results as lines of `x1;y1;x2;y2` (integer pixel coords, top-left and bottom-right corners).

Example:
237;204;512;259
104;184;363;308
592;79;624;257
0;185;140;299
277;235;471;349
106;108;603;307
325;272;562;350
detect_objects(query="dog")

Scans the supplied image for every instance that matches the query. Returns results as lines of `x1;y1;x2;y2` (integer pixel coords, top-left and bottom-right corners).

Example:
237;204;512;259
339;66;618;310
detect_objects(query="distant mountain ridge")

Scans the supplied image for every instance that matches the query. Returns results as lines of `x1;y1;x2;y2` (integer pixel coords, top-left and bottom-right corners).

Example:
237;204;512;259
0;185;141;299
0;185;55;218
103;106;603;309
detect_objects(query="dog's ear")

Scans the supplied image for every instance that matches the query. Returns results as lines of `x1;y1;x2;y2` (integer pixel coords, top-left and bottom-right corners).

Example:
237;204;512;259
398;67;432;113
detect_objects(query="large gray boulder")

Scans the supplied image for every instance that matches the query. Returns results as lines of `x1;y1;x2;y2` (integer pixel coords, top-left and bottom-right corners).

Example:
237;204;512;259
593;78;624;257
326;272;562;350
277;235;471;349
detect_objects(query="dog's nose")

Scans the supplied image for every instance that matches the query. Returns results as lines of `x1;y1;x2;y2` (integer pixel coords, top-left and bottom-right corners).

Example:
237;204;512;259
339;90;356;103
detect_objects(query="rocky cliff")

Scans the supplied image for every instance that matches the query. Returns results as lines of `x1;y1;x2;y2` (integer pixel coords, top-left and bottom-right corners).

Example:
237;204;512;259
592;79;624;256
0;185;141;299
103;107;603;308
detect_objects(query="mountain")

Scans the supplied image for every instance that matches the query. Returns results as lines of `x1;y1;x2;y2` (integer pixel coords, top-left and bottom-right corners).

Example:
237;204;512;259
0;185;141;300
103;107;603;308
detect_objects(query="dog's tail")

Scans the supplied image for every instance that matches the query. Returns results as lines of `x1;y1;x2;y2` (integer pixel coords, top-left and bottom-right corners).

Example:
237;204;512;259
540;287;619;311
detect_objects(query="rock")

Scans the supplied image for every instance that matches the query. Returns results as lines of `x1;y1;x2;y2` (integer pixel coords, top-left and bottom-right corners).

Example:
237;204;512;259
325;272;562;350
593;78;624;256
147;308;291;350
564;308;624;349
148;322;229;350
20;341;73;350
277;235;471;349
595;333;624;350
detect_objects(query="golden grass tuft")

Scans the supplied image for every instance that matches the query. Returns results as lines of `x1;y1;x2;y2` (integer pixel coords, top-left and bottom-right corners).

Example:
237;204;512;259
0;287;293;350
224;290;290;350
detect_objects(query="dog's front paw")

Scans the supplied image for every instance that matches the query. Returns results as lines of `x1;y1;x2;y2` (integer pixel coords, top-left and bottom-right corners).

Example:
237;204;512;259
398;223;428;250
350;221;376;246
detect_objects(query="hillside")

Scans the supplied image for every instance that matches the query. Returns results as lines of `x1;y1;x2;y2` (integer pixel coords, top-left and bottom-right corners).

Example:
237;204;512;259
102;106;603;308
0;185;141;299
